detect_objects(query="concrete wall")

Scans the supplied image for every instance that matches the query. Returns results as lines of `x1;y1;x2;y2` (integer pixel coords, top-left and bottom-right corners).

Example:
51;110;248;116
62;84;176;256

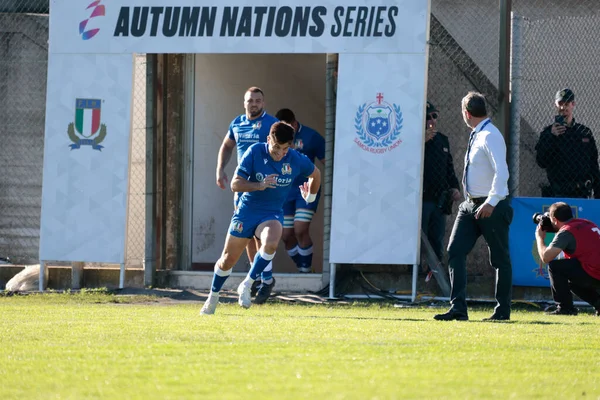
192;54;326;273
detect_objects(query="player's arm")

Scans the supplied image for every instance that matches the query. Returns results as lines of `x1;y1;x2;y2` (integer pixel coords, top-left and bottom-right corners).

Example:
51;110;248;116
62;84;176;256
300;166;321;203
216;135;236;189
536;225;569;263
230;147;278;192
231;173;278;193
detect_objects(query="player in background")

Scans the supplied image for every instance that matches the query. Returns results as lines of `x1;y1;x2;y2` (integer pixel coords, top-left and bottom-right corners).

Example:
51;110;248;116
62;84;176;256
201;122;321;314
275;108;325;273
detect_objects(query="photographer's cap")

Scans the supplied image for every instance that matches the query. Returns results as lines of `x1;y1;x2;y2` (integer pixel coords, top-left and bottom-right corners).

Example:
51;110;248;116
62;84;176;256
555;88;575;103
426;101;438;114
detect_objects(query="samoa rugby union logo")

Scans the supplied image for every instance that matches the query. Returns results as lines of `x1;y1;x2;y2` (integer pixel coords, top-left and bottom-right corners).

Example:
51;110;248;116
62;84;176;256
354;93;403;154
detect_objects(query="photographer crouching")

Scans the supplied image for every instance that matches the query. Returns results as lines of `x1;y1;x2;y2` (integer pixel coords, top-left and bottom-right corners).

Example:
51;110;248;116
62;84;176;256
535;202;600;316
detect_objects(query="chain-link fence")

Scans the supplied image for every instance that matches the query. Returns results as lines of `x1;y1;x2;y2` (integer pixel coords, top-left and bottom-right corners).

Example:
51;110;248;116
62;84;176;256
0;6;147;268
0;7;48;264
424;0;502;292
512;0;600;199
422;0;600;296
2;1;599;292
125;54;148;269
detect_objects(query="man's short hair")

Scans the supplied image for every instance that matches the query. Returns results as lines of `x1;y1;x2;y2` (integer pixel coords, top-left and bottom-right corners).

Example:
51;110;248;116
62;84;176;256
549;202;573;222
275;108;296;124
246;86;264;96
462;91;488;117
270;122;295;144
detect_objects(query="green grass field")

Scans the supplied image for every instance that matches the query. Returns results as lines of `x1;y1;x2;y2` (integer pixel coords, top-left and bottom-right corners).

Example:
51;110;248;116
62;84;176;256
0;291;598;399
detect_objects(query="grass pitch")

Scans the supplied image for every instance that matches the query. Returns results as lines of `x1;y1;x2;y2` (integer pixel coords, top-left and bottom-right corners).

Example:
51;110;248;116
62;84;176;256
0;291;598;399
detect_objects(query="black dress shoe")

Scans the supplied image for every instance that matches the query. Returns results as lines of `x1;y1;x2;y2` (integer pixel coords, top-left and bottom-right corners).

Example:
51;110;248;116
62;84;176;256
483;314;510;321
546;307;578;315
433;310;468;321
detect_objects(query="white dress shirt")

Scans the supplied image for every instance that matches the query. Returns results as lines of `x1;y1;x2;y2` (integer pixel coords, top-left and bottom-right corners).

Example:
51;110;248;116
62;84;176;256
463;118;509;207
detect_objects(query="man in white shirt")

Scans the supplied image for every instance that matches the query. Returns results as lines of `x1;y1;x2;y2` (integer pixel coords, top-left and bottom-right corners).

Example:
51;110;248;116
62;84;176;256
434;91;513;321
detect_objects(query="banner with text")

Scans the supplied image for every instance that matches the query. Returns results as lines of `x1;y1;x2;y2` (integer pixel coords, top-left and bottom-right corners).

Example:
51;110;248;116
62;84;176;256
329;53;428;264
39;53;133;263
49;0;428;54
510;197;600;287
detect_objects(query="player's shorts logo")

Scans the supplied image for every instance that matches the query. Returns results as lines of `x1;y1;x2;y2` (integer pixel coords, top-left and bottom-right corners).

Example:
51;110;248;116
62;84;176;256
231;220;243;233
281;163;292;175
354;93;403;154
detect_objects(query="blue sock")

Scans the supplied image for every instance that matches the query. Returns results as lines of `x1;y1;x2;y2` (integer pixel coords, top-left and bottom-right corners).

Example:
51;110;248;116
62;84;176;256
211;265;232;292
249;250;276;281
287;245;303;268
261;262;273;284
298;245;313;270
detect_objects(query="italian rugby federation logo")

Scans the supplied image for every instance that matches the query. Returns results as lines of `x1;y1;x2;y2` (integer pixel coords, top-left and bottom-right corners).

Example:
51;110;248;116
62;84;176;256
281;163;292;175
354;93;403;154
231;220;243;233
68;98;107;151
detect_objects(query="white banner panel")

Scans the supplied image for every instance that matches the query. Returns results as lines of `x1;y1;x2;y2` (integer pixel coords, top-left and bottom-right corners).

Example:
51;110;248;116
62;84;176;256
329;53;427;264
39;54;133;263
49;0;428;54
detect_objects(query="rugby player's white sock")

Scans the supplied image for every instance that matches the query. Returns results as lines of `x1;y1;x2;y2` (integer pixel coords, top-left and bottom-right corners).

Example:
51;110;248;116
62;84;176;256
298;245;313;270
210;264;232;293
261;262;274;285
287;245;303;268
247;249;276;282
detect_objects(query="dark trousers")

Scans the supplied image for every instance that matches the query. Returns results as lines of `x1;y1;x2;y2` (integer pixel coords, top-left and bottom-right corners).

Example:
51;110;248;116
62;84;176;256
548;258;600;310
446;198;513;316
422;201;446;262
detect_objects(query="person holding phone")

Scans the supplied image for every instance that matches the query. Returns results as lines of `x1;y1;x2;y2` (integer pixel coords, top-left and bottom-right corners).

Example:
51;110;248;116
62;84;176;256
535;89;600;198
422;101;461;274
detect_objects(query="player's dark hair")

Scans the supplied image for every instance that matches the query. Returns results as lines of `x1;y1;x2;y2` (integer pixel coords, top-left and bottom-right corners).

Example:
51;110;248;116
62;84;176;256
462;91;487;117
270;122;295;144
275;108;296;124
549;202;573;222
246;86;264;97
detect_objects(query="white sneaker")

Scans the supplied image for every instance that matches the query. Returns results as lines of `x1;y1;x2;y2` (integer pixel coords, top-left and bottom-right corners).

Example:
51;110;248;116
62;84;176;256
237;281;252;309
298;267;312;273
200;293;219;315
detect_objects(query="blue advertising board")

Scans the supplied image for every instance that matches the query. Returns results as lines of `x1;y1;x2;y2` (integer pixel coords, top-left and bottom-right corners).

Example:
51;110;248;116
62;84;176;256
510;197;600;287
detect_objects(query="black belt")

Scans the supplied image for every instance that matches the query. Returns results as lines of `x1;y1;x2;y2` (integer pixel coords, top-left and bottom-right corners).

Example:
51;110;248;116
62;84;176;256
467;196;486;206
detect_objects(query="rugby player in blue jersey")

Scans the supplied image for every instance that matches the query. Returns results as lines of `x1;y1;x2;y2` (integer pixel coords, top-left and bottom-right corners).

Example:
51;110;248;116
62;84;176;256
201;122;321;314
215;87;279;280
275;108;326;273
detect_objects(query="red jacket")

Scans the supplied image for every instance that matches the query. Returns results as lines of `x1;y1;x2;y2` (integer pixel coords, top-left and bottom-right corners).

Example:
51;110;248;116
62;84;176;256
561;218;600;280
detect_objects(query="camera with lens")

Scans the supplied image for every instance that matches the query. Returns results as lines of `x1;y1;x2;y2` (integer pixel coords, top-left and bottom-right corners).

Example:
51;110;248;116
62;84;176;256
532;212;556;233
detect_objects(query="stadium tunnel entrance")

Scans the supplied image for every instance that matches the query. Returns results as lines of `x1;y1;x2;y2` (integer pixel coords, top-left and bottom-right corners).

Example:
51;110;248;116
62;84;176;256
146;53;335;291
190;53;327;276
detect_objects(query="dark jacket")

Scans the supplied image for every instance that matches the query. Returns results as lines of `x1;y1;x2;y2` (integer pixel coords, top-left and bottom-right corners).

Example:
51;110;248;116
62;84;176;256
535;119;600;198
423;132;460;202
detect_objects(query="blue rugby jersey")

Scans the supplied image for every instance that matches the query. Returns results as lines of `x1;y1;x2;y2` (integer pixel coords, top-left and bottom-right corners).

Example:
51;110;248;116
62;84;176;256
235;143;315;213
289;123;325;193
227;111;279;164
